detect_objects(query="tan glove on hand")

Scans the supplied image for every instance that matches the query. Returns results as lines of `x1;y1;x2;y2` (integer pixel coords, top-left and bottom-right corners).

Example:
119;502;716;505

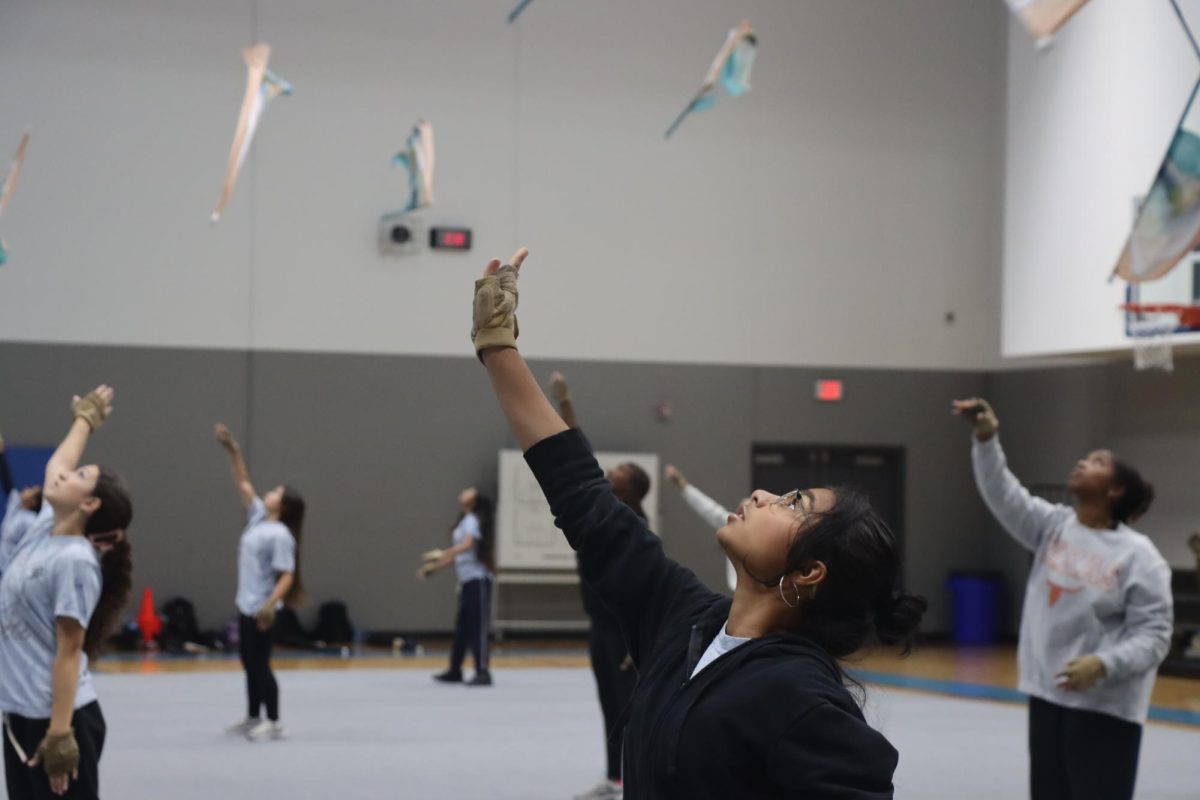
1056;654;1106;691
953;398;999;441
31;729;79;780
471;265;520;359
471;248;529;359
255;603;277;630
72;391;109;431
214;423;240;452
421;549;445;563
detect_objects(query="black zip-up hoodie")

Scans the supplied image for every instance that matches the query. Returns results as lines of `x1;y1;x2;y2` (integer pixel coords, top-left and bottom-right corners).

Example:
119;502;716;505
526;429;899;799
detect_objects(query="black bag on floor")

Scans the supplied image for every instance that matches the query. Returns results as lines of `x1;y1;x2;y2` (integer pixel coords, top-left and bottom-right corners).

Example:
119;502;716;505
161;597;201;654
274;608;313;648
311;601;354;644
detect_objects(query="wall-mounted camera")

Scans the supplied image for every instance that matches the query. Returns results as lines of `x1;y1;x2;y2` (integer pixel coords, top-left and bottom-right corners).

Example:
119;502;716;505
378;212;426;256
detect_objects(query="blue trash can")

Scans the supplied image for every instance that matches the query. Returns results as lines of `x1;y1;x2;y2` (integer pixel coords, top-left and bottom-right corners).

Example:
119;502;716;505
946;571;1003;645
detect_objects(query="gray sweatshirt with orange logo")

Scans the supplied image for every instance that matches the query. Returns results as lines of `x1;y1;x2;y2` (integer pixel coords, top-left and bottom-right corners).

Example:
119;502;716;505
972;437;1173;724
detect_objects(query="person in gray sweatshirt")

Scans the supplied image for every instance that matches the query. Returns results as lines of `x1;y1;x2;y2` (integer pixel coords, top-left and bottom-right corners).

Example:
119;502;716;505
953;398;1172;800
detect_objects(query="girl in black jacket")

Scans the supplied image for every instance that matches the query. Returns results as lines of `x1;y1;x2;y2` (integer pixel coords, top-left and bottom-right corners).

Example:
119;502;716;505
469;248;926;799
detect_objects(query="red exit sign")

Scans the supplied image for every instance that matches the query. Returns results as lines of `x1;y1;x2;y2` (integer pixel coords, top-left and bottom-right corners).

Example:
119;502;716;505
814;379;844;402
430;227;472;251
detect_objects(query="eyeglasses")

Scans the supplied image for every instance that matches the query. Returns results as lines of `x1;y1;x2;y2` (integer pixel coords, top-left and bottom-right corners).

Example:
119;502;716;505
772;488;819;514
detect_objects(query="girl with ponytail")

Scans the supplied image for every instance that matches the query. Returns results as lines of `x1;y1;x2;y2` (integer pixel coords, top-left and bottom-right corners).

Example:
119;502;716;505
0;385;133;800
468;247;924;798
419;487;496;687
214;423;304;742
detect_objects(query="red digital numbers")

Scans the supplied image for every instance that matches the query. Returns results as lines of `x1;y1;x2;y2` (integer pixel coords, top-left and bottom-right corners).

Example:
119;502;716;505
431;228;472;250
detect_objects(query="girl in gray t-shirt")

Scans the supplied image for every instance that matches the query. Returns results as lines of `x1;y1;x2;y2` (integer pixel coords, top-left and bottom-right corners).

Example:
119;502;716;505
0;385;133;800
419;487;495;686
214;423;305;743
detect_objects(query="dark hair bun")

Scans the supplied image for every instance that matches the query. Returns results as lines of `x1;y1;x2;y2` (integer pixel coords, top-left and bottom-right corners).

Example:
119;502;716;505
875;591;927;654
1111;460;1155;525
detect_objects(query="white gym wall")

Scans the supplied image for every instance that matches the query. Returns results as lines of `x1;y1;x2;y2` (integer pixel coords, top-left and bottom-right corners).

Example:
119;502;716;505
0;0;1006;370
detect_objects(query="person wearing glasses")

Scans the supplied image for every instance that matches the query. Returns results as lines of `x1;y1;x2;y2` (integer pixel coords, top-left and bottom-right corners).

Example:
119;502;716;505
468;247;924;798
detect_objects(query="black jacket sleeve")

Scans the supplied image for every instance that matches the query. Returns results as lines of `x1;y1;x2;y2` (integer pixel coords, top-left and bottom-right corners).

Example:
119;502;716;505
525;429;715;663
767;702;898;799
0;447;13;497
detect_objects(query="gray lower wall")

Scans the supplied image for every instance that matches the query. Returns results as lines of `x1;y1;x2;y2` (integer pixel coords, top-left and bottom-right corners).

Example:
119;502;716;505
0;341;1001;634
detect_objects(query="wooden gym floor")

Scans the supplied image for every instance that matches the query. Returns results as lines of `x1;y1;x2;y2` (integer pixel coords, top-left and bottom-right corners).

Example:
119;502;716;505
95;642;1200;726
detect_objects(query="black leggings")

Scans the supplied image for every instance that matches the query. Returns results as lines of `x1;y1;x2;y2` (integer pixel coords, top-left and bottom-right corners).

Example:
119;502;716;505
239;614;279;721
589;608;637;781
3;701;106;800
1029;696;1143;800
449;578;491;673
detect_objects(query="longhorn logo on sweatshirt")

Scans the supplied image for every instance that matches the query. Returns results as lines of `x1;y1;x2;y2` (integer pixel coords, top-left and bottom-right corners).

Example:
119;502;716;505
1040;537;1123;600
1047;580;1083;607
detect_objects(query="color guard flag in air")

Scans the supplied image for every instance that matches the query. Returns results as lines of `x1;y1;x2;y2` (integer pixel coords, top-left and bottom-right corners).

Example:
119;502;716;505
1004;0;1094;42
665;21;757;139
211;43;292;223
393;120;435;212
0;131;30;266
508;0;534;24
1113;80;1200;284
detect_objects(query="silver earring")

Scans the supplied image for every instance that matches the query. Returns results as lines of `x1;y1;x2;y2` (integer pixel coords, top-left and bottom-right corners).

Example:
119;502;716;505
778;576;800;608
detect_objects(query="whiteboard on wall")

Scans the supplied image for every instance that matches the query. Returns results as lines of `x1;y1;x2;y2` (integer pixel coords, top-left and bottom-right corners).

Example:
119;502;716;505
496;449;660;570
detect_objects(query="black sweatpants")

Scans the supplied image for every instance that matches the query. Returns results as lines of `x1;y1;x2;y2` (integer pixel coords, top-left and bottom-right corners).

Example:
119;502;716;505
239;614;279;721
589;607;637;781
449;578;491;673
1029;696;1143;800
3;701;106;800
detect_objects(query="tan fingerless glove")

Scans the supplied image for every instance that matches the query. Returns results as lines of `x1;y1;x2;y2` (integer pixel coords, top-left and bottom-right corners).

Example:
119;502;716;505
72;391;109;431
970;399;999;441
471;265;520;359
35;729;80;780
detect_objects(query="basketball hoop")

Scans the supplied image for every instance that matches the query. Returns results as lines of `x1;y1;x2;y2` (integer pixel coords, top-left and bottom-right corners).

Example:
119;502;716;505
1121;303;1200;372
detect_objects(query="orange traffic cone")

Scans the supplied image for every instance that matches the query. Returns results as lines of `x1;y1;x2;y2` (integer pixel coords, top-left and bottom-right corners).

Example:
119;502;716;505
136;587;162;644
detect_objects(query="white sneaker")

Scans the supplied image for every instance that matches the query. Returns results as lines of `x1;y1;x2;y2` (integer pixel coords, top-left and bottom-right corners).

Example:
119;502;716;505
574;779;623;800
225;717;260;735
246;720;285;741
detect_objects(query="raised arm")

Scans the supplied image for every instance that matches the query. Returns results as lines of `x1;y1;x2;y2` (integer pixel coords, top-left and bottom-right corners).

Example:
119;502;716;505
472;249;713;658
44;386;113;488
475;249;569;449
667;465;738;591
549;371;580;429
953;398;1067;552
214;423;256;509
667;464;733;530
